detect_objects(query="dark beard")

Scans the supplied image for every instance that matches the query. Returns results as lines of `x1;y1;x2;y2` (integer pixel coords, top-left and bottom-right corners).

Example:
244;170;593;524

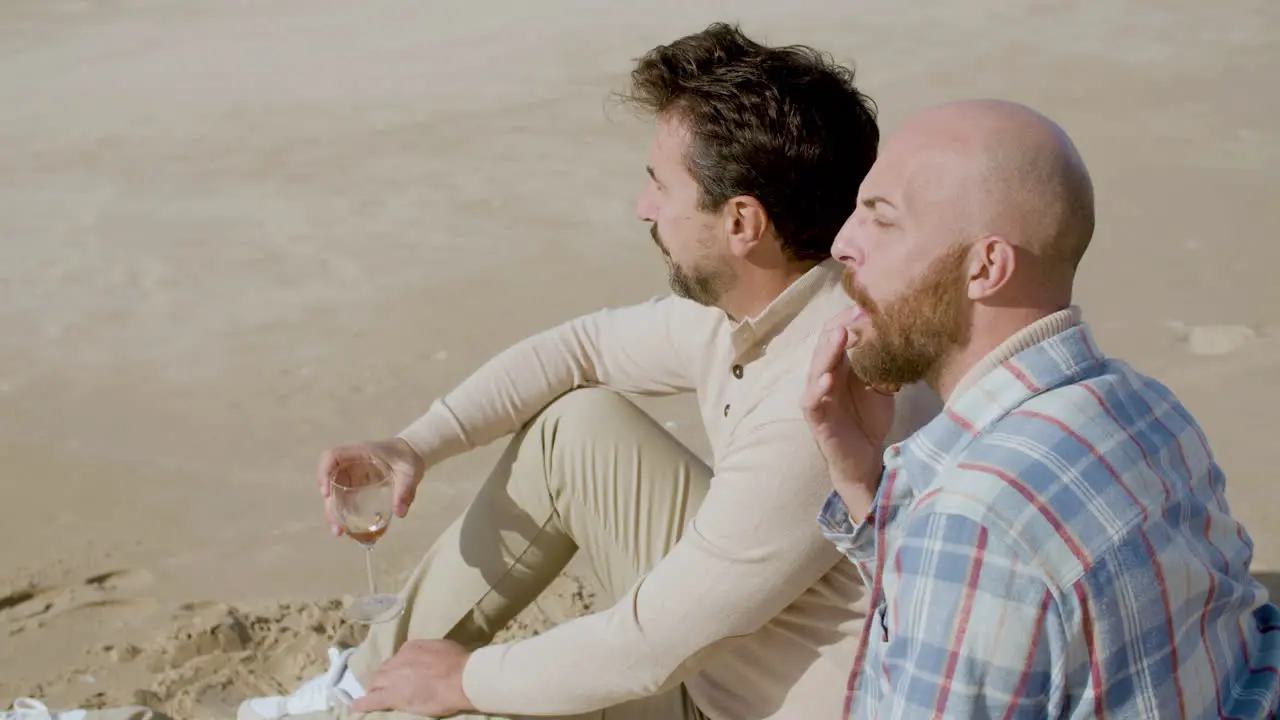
652;224;732;307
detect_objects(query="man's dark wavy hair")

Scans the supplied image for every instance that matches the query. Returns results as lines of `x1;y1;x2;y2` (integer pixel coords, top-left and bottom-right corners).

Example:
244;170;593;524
620;22;879;262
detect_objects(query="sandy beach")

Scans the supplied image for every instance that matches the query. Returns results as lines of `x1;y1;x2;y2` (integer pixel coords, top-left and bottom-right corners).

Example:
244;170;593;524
1;0;1277;716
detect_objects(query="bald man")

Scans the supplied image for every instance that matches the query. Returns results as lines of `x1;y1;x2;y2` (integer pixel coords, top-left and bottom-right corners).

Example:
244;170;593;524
804;99;1280;718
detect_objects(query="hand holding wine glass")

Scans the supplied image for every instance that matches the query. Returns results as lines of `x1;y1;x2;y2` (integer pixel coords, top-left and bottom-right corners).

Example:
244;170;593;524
328;455;406;624
319;439;426;538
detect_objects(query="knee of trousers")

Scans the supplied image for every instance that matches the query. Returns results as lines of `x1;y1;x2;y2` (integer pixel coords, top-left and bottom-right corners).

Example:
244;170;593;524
536;387;639;431
522;387;641;485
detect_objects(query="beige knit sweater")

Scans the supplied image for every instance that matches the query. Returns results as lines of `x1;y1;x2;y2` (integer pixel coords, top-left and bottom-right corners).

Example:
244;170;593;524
397;260;941;719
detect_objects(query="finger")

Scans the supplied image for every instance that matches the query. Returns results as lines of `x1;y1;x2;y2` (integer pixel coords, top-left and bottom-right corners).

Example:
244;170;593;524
808;326;847;387
812;372;836;407
394;481;416;519
351;687;392;714
845;326;863;350
801;372;835;422
317;449;338;498
325;489;339;534
822;305;866;333
801;376;822;416
391;471;417;515
801;368;825;409
360;663;392;692
323;496;344;537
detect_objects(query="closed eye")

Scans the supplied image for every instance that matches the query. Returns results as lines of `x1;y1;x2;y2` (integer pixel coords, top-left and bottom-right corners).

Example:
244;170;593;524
646;166;664;191
860;196;897;228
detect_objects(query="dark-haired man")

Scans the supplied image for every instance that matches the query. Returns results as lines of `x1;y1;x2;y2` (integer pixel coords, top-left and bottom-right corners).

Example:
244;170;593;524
238;22;938;720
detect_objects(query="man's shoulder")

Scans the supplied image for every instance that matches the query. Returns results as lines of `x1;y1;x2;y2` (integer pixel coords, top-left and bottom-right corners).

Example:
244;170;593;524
924;362;1219;584
991;357;1214;481
976;351;1207;455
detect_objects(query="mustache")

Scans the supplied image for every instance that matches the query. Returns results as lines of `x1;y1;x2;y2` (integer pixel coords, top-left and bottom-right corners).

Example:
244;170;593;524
650;225;670;256
840;269;879;315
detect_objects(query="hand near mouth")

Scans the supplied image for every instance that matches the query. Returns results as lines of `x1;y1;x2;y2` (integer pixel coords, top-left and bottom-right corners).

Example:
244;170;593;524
841;325;901;397
802;308;897;518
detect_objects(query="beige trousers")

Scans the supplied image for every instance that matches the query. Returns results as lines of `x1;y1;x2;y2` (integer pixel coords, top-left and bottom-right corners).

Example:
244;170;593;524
335;388;711;720
52;390;704;720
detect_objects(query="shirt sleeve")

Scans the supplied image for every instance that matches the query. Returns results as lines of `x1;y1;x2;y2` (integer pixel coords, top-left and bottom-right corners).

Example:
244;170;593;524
396;295;719;466
461;417;845;716
816;379;943;585
817;489;879;585
870;508;1066;719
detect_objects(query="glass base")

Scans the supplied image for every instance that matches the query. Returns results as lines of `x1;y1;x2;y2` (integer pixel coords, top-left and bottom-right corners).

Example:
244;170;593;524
347;593;405;624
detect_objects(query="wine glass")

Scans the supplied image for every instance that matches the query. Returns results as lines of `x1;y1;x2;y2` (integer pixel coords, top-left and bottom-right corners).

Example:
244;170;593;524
329;456;405;624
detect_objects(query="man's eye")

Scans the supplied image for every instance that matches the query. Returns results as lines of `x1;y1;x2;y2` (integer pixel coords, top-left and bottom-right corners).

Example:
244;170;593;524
872;218;892;228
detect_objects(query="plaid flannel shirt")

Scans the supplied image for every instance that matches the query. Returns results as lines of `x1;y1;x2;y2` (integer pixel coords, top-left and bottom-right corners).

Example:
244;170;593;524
819;312;1280;719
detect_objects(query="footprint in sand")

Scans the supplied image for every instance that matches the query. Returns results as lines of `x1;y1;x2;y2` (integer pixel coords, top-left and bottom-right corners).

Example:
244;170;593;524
0;587;40;615
1166;322;1261;357
83;569;152;593
1;584;69;625
0;569;156;634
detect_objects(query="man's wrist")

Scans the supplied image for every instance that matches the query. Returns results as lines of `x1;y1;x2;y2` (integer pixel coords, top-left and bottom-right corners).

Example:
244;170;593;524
830;462;884;521
390;437;426;472
395;398;472;468
859;463;886;523
391;433;428;465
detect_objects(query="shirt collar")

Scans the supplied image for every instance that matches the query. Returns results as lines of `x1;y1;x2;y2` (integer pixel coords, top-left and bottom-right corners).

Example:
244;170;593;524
898;306;1104;476
947;305;1084;401
728;259;847;358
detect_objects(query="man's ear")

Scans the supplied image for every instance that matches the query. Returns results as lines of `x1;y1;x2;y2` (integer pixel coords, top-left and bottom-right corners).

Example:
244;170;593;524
724;195;770;259
966;235;1016;300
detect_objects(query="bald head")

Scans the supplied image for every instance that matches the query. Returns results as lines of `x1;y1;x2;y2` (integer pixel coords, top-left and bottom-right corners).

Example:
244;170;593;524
830;99;1095;394
892;99;1095;275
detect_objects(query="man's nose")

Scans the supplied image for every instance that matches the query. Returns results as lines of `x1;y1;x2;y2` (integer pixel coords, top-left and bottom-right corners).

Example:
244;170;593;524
635;188;657;223
830;216;863;267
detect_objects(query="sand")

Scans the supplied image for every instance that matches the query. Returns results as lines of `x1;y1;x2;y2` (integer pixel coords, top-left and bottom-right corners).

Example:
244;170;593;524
1;0;1277;716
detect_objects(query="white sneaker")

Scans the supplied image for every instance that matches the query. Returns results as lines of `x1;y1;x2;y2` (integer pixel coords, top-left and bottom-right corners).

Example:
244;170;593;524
1;699;87;720
237;647;365;720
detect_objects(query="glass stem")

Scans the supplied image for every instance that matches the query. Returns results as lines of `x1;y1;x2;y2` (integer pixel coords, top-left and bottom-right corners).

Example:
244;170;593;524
364;545;378;596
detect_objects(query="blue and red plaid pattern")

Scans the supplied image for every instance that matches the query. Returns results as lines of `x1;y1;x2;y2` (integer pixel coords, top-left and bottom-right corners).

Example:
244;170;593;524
819;320;1280;718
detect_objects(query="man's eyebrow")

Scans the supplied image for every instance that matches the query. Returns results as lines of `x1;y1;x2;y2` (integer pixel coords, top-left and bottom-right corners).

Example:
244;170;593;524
861;196;896;211
646;165;660;183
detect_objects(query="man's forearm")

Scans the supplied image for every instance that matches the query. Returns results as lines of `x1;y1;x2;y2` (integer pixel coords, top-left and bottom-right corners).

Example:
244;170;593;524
397;299;702;467
396;330;602;467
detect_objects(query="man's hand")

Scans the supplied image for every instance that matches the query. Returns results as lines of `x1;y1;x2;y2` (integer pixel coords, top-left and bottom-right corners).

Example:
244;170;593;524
801;308;896;519
318;438;426;536
350;639;475;717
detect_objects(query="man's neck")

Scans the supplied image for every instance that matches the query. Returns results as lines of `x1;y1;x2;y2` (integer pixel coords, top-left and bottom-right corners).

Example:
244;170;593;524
719;260;820;322
930;305;1072;401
